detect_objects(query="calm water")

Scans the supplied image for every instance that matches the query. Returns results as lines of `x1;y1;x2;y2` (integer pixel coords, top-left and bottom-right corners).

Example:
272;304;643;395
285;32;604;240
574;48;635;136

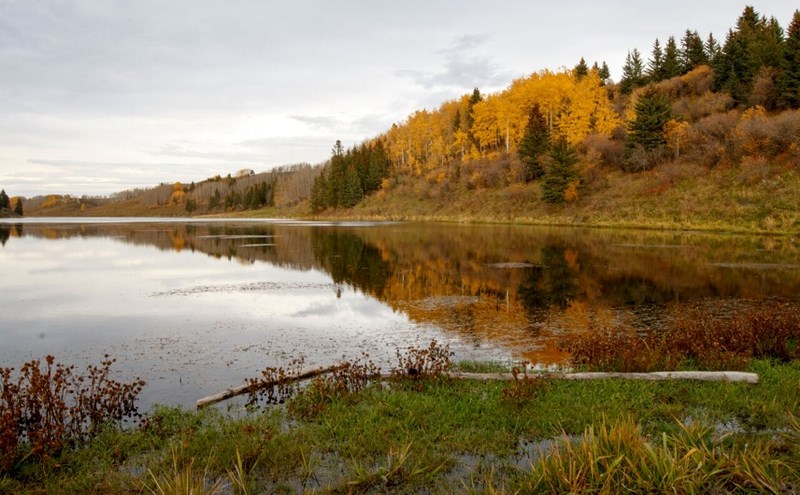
2;218;799;409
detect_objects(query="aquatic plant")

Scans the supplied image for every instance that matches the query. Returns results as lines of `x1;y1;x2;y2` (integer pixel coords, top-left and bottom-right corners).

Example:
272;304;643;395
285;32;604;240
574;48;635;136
0;355;144;473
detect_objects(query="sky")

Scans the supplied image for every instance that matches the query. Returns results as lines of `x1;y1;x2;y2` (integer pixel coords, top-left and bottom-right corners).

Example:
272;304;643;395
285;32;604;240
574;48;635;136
1;1;796;198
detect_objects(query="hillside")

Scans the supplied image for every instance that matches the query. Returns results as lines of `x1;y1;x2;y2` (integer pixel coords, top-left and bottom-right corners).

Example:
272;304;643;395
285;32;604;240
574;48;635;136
23;6;800;234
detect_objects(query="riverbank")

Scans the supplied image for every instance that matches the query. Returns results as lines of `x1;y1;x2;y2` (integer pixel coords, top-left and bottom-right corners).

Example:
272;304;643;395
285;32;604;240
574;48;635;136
3;357;799;494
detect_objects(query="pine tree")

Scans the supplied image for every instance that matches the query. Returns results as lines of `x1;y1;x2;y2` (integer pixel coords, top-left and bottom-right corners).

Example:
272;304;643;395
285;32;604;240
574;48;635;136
0;189;8;209
541;140;579;205
310;172;327;213
705;33;722;65
680;30;708;72
620;49;645;94
599;61;611;83
663;36;682;79
517;104;550;182
574;57;589;80
13;198;23;216
341;165;363;208
779;10;800;108
625;89;672;170
647;38;665;82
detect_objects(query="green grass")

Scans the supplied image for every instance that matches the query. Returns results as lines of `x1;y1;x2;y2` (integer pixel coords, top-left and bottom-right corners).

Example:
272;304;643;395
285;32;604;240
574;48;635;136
4;359;800;493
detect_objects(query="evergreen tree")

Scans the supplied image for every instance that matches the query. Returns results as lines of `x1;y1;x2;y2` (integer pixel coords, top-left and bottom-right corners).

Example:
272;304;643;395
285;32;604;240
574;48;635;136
625;88;672;170
574;57;589;80
599;61;611;83
680;30;708;72
466;88;483;150
541;140;579;205
0;189;8;209
779;10;800;108
647;39;665;82
517;104;550;182
620;49;645;94
662;36;682;79
365;141;389;193
13;197;23;216
208;188;221;209
310;172;327;213
705;33;722;65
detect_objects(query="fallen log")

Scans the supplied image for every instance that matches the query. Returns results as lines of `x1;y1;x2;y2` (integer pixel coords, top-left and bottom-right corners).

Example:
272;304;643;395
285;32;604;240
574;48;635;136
197;368;759;408
448;371;759;384
196;364;345;409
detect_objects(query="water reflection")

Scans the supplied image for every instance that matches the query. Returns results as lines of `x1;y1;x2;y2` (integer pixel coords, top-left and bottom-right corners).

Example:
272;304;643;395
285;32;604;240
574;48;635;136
2;219;799;407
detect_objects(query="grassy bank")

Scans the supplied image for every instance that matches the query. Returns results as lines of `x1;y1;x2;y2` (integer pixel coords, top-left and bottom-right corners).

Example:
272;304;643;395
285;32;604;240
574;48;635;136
2;358;799;494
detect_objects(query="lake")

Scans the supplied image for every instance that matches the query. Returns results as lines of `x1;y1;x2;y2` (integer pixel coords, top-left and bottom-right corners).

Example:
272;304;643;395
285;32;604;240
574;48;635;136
2;218;799;410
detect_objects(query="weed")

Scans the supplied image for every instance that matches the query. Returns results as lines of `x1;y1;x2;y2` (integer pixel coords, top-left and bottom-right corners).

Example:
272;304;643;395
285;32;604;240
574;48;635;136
244;357;305;407
391;340;453;381
501;367;549;406
0;355;144;473
561;303;800;372
145;443;225;495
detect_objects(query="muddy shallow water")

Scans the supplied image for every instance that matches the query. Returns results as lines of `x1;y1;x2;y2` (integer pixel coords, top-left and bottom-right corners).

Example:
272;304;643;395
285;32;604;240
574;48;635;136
1;218;799;409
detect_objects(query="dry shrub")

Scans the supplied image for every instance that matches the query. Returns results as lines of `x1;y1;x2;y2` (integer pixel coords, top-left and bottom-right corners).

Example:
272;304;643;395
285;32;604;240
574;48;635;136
738;155;771;185
672;92;734;122
581;133;624;169
684;110;740;167
0;356;144;472
748;66;780;111
652;65;714;101
391;340;452;381
245;358;306;406
560;330;669;372
288;355;380;420
561;303;800;372
501;367;549;405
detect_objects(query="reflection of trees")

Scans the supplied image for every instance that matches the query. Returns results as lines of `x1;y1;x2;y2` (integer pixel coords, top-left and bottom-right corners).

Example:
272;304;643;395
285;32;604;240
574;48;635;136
0;224;9;246
12;221;800;364
311;229;392;298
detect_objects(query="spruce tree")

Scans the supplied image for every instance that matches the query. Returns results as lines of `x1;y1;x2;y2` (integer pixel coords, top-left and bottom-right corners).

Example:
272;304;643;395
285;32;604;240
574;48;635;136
680;30;708;72
541;140;579;205
13;198;23;216
517;104;550;182
574;57;589;80
625;89;671;170
779;10;800;108
662;36;682;79
647;38;665;82
705;33;722;65
620;49;645;94
0;189;8;209
310;172;327;213
599;62;611;83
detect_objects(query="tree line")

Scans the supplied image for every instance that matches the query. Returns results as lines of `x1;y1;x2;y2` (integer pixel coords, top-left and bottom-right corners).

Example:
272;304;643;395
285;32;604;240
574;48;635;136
0;189;23;216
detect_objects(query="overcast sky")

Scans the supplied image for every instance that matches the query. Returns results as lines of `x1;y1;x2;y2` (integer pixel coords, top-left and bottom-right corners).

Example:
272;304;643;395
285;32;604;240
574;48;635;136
1;1;796;197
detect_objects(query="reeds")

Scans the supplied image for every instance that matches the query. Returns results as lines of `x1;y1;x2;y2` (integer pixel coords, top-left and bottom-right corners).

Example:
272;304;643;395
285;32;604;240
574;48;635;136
562;302;800;372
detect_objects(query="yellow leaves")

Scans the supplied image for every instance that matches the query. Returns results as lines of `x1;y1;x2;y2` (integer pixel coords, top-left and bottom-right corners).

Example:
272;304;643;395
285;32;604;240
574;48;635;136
564;180;581;203
664;119;692;160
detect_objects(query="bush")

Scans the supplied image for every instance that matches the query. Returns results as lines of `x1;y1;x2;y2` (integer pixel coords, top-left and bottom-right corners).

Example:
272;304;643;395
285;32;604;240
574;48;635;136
1;356;144;473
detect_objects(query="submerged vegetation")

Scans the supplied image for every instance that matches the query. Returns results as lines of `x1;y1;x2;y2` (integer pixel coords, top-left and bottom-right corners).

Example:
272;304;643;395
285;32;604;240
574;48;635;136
3;303;800;493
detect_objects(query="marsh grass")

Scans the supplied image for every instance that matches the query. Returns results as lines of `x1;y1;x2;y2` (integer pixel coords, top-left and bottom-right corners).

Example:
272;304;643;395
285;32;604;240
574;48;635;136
562;302;800;372
5;337;800;493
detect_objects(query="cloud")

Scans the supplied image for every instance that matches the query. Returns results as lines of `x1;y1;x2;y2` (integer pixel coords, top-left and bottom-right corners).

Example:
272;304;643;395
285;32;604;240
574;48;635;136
396;34;510;92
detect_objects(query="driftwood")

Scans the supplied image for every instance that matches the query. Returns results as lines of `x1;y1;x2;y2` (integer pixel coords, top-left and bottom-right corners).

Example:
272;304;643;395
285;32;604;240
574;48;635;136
197;368;758;408
196;364;344;409
448;371;759;384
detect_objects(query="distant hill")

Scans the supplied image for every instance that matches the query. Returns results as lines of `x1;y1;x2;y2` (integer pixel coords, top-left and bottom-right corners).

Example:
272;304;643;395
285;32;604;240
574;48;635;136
24;6;800;233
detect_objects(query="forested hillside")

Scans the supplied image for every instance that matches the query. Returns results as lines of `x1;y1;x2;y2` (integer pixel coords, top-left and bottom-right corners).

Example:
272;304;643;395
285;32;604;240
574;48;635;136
26;6;800;232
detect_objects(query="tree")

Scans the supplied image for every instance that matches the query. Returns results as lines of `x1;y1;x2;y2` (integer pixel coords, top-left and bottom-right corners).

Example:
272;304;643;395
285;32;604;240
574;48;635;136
517;104;550;182
13;197;23;216
779;10;800;108
680;30;707;72
541;140;579;205
574;57;589;80
0;189;8;209
647;39;665;82
705;33;722;65
620;49;645;94
662;36;682;79
599;61;611;83
625;88;672;170
310;172;327;214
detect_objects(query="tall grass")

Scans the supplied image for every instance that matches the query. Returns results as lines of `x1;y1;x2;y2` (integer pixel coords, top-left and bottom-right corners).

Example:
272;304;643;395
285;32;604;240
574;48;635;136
562;302;800;372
